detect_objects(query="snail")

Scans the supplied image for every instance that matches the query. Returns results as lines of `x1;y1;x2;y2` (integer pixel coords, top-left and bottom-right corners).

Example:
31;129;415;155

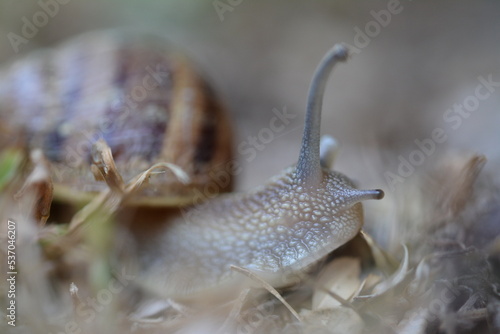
137;44;384;300
0;31;233;210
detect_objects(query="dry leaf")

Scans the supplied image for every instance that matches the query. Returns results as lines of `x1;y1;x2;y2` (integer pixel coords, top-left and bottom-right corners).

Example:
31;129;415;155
312;257;362;309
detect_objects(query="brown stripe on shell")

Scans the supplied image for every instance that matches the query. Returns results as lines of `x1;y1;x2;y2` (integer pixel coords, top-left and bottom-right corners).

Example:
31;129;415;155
201;85;233;184
193;82;218;171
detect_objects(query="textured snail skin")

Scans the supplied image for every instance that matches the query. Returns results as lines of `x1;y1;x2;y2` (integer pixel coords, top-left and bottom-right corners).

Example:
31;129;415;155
141;166;382;298
137;44;384;299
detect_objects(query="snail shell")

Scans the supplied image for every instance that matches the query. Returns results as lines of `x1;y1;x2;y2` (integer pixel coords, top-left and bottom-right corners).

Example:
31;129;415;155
0;31;233;206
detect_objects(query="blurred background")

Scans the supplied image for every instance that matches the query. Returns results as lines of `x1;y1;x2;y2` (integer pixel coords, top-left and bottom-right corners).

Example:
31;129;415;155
1;0;499;241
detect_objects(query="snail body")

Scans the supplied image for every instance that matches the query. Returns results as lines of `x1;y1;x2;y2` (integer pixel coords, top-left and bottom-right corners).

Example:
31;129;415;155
0;31;232;207
139;45;384;299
